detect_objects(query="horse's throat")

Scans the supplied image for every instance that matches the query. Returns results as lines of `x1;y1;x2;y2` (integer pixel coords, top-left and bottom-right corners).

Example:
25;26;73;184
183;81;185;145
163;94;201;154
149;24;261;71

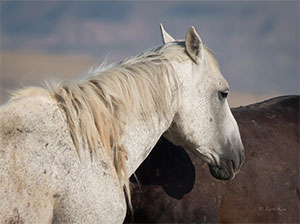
122;116;171;177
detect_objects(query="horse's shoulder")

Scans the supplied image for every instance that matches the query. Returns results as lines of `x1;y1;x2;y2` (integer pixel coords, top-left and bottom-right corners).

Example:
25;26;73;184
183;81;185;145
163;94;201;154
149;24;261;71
1;88;56;118
1;90;60;141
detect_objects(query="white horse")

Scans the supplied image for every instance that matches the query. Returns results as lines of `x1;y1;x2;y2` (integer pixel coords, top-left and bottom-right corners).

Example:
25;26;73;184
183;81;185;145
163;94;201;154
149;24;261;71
0;25;244;223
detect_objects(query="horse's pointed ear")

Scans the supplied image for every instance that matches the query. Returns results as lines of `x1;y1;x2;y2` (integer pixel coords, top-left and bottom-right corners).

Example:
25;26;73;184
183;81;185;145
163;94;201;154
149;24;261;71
160;23;175;44
185;26;204;64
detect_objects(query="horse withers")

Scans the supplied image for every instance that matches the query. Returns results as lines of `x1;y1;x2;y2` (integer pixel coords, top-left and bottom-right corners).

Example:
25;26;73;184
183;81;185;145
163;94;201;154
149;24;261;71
0;25;244;223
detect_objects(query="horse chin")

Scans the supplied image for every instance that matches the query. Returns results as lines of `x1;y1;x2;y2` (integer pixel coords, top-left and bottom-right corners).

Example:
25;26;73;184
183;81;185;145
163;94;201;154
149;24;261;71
208;160;235;181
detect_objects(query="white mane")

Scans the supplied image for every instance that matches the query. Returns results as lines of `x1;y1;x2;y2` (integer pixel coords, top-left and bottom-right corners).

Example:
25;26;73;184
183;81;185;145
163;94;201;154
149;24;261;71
9;43;188;207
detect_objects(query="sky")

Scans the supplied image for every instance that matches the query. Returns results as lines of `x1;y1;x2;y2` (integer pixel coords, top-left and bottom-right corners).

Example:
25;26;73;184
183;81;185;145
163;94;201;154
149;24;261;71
1;1;299;96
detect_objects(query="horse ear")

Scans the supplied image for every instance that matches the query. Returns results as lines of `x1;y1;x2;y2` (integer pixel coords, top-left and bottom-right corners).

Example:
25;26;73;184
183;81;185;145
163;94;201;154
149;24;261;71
160;24;175;44
185;26;204;64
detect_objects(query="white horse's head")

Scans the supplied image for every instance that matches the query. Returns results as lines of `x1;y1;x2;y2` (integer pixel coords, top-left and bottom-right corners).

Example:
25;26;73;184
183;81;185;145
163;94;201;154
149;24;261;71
161;24;245;180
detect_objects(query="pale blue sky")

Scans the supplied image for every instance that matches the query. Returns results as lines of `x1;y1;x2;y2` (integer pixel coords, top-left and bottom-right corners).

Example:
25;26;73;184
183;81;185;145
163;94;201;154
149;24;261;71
1;1;299;95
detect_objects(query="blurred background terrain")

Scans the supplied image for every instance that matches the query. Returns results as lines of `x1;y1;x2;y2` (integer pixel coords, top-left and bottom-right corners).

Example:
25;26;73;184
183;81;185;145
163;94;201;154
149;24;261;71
1;1;299;106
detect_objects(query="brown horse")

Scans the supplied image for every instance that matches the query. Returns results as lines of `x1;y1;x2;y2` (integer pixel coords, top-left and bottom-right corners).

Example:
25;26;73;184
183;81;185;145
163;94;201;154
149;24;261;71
125;95;299;223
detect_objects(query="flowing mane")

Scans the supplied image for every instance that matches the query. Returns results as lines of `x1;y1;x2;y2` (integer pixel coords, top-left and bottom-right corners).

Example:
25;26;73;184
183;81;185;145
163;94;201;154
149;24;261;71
11;42;188;205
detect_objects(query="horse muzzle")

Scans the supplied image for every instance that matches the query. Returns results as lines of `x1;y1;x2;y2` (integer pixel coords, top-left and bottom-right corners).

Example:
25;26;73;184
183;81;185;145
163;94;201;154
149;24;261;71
208;150;245;180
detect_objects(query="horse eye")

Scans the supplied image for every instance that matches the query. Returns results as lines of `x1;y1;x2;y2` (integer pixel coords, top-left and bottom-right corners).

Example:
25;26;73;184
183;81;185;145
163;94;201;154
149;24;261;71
218;91;229;100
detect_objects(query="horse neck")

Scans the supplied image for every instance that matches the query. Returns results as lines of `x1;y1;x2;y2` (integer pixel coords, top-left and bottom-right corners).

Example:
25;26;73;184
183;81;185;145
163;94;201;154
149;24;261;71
119;55;183;176
122;109;176;177
121;61;180;176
